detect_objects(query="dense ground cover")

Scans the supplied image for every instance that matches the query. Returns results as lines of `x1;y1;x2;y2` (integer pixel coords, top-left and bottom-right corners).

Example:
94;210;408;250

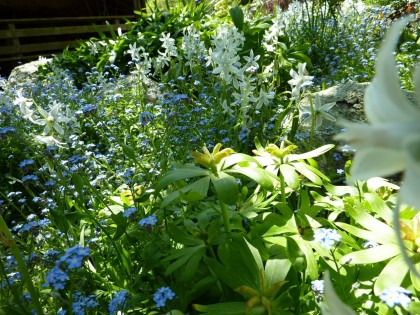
1;0;420;314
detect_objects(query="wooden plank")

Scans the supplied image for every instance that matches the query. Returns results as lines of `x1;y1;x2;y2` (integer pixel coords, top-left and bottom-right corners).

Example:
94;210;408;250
0;16;136;23
0;24;131;39
0;41;78;55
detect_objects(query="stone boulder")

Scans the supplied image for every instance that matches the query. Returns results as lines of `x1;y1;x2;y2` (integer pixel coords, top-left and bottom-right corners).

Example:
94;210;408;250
6;58;52;90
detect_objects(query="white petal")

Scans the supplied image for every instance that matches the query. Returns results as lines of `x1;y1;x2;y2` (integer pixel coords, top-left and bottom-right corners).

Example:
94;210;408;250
350;147;405;180
400;138;420;209
335;121;419;152
321;112;336;122
364;17;420;124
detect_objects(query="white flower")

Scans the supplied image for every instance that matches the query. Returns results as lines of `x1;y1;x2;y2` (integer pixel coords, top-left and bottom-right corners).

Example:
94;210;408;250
35;135;67;147
13;89;35;119
126;42;141;61
33;101;71;136
299;93;336;128
288;63;314;101
335;16;420;209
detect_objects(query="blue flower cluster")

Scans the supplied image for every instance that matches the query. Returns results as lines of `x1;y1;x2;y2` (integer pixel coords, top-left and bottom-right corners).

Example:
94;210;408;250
139;215;157;227
58;244;90;269
153;286;175;308
109;289;130;314
71;291;99;315
314;228;341;250
380;287;412;308
43;244;90;290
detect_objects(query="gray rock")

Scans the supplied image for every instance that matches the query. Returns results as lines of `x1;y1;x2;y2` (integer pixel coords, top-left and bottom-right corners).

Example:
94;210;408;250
6;58;52;90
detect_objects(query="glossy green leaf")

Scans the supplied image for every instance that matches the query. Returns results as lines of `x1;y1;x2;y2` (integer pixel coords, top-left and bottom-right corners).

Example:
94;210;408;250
155;165;210;191
210;173;238;205
279;164;300;190
335;222;395;245
288;144;334;161
222;153;262;169
364;192;393;223
164;245;206;276
341;244;401;265
374;254;409;295
226;167;276;190
265;259;291;286
322;272;357;315
291;161;323;185
229;6;244;31
121;143;136;160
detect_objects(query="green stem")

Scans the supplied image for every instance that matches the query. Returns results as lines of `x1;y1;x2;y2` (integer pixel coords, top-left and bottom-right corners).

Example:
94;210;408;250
330;248;345;297
220;201;231;236
309;95;316;150
0;214;43;314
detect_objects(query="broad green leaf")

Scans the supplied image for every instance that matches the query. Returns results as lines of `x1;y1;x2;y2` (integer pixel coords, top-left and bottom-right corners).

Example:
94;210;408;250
182;245;207;282
279;164;300;190
229;6;244;31
161;176;211;208
322;272;357;315
226;167;276;190
341;244;401;264
155;165;210;191
288;144;334;161
374;254;409;295
194;302;246;315
291;161;322;185
164;245;206;276
210;173;238;205
222;153;262;169
167;223;205;246
243;238;263;272
121;143;136;160
345;202;395;236
265;259;291;286
364;192;393;223
335;222;396;245
179;176;210;202
71;173;85;197
294;237;318;279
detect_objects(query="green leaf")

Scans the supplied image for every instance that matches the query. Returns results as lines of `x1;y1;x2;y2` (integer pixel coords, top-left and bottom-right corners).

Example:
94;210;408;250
364;193;393;223
71;173;85;196
164;245;206;276
279;164;300;190
155;165;210;191
194;302;246;315
288;144;334;161
265;259;291;286
322;271;357;315
167;223;205;246
229;6;244;31
344;202;395;236
374;254;409;295
335;222;396;245
222;153;262;169
121;143;136;160
291;161;323;185
341;244;401;264
161;176;211;208
226;167;276;190
210;173;238;205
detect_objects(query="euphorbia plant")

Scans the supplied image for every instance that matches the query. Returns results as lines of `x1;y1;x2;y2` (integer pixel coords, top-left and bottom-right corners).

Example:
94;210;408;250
155;143;278;233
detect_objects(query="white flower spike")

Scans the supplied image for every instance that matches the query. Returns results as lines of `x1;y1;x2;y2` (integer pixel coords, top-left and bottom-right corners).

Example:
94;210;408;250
335;16;420;209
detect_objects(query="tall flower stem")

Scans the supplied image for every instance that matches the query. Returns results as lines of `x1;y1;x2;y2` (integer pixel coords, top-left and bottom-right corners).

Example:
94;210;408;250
0;214;43;314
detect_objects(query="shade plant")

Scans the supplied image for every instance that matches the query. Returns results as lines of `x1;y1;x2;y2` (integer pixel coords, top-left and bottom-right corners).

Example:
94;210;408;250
1;1;420;315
